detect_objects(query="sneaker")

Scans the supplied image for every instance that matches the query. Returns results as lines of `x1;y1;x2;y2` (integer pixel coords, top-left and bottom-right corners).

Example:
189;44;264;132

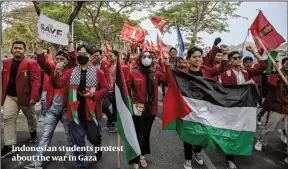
106;122;112;129
108;124;116;133
284;157;288;164
64;151;74;159
130;163;139;169
280;133;287;145
1;145;15;158
226;161;237;169
257;115;261;125
139;155;148;168
193;152;204;165
24;161;42;169
30;131;38;143
254;140;262;151
184;160;192;169
95;150;102;161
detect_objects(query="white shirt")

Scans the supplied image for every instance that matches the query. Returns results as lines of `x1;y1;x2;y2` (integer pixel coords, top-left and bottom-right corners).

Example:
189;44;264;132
232;69;246;85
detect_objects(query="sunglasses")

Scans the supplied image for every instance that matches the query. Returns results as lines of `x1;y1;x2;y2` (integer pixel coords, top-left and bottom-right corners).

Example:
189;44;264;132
231;56;242;60
142;55;152;59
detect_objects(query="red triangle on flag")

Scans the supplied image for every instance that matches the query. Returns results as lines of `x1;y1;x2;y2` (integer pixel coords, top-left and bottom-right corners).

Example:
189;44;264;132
69;101;80;112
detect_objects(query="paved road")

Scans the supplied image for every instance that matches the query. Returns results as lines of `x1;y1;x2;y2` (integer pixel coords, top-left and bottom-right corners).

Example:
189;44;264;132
1;88;287;169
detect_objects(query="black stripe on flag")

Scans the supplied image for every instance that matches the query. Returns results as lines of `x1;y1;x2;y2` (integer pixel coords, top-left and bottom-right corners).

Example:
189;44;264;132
115;57;129;108
172;69;259;108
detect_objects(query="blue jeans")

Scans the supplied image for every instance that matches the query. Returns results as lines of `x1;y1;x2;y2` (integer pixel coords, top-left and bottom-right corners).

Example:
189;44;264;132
41;90;47;116
36;95;73;162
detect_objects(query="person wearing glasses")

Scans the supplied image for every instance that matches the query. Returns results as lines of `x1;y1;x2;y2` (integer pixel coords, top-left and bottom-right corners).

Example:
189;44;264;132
126;51;167;169
219;50;268;169
51;44;108;169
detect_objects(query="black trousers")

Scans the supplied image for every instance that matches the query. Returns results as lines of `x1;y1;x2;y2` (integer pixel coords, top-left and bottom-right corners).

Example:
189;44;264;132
129;115;155;164
110;93;117;122
184;142;203;160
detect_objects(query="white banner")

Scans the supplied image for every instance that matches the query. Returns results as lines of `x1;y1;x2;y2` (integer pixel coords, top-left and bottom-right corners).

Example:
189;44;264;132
37;13;69;45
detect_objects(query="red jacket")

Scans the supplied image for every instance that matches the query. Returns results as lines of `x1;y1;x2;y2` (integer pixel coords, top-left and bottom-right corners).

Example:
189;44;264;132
262;72;288;115
220;60;268;85
37;51;77;109
2;57;41;106
102;62;130;91
51;67;108;121
127;69;167;115
202;45;221;81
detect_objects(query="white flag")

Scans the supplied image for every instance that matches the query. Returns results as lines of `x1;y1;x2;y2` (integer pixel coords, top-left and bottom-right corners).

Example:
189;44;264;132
37;13;69;45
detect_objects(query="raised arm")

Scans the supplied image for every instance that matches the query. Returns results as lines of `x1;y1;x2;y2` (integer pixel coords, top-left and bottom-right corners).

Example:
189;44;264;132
67;33;77;68
35;37;54;75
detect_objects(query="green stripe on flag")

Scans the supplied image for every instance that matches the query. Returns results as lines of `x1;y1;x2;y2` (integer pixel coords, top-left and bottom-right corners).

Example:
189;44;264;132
176;120;255;155
69;87;73;101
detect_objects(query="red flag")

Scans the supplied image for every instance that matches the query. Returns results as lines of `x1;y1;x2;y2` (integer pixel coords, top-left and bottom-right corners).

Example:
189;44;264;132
150;16;168;34
157;34;169;56
250;10;285;53
150;41;161;57
120;22;147;44
105;42;110;54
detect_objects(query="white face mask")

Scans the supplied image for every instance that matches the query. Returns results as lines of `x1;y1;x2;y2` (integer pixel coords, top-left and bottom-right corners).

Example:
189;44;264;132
141;57;152;67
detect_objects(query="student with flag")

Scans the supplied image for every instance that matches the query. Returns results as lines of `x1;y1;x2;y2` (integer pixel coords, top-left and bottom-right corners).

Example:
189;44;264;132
254;57;288;164
163;45;229;169
126;50;167;169
51;44;108;168
24;34;77;169
219;49;268;169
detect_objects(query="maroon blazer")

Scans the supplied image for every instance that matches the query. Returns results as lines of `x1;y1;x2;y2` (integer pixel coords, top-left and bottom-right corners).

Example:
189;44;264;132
262;72;288;115
2;57;41;106
220;60;268;85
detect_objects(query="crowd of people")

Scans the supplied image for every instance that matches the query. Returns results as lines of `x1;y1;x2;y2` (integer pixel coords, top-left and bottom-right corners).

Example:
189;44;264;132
1;34;287;169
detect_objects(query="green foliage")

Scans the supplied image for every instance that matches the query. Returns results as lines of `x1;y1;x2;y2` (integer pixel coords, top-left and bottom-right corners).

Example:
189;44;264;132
153;1;246;46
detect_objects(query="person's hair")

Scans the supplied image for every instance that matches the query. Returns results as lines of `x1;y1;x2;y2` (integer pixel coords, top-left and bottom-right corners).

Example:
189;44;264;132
77;44;94;55
149;51;156;55
243;56;253;63
187;46;203;60
169;47;177;53
228;51;240;60
282;57;288;65
217;48;222;54
94;49;102;55
56;50;68;59
111;50;119;58
12;41;26;51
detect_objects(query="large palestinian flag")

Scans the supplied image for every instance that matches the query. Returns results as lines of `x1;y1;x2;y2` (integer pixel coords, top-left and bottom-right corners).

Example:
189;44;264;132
163;68;259;155
115;56;141;162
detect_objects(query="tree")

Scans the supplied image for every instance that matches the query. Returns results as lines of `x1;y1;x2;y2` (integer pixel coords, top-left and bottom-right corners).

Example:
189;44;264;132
153;1;247;47
78;1;156;49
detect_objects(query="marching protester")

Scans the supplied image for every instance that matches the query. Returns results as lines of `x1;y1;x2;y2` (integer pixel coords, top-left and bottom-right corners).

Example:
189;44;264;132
126;50;167;169
254;57;288;164
101;50;130;132
220;48;268;169
1;41;41;158
24;34;77;169
51;44;108;168
163;45;229;169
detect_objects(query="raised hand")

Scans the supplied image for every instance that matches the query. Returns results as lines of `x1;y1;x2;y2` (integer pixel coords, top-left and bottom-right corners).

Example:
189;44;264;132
214;37;221;46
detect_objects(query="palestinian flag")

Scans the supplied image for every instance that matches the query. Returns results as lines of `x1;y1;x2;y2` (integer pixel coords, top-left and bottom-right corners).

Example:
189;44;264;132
115;56;141;162
163;69;259;155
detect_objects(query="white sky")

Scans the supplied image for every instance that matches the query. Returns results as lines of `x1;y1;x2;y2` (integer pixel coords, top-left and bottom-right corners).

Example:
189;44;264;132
129;2;288;48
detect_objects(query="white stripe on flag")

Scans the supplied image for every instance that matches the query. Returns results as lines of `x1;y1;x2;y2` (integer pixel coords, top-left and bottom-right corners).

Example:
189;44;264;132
115;85;141;155
182;97;257;132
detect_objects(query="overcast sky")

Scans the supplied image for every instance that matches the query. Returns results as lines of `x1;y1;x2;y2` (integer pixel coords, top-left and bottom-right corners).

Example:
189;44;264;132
129;2;287;48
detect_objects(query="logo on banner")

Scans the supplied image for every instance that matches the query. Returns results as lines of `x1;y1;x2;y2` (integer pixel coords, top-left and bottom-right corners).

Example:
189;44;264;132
40;23;63;38
131;30;137;39
259;25;273;37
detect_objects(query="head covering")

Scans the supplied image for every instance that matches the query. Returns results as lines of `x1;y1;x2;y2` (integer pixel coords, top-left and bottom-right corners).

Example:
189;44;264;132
243;56;253;63
138;51;155;113
56;50;68;59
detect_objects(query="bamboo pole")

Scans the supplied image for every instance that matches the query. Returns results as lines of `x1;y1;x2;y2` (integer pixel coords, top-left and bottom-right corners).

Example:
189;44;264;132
255;36;288;85
117;133;121;169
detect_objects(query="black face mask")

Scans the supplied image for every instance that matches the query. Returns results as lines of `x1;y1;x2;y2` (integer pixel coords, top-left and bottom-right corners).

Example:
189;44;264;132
77;55;89;65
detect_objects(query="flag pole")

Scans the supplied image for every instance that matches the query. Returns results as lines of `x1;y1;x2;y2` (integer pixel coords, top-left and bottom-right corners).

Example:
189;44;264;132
255;36;288;85
117;133;121;168
241;29;249;54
